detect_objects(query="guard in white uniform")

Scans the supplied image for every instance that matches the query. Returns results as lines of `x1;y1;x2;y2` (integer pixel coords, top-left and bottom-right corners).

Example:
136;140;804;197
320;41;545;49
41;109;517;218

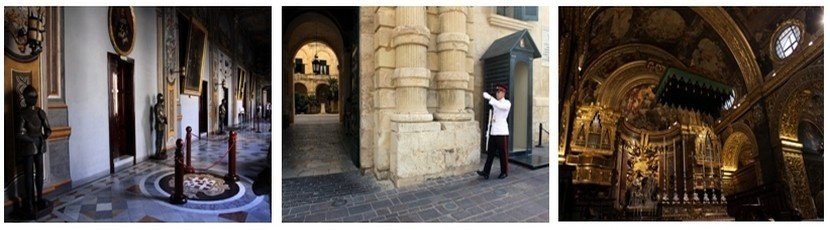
477;84;511;179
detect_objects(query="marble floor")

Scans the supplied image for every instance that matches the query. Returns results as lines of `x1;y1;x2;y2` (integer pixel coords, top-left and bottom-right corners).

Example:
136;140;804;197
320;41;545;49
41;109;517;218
6;122;272;222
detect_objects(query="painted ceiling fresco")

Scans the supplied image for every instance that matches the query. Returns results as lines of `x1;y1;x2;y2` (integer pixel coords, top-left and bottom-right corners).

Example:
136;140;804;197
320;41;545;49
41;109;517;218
585;7;746;96
725;7;823;77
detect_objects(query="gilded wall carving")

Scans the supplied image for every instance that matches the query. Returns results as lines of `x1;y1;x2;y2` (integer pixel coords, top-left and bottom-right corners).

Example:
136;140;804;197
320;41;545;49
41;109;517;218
766;64;822;139
783;151;816;218
721;132;747;171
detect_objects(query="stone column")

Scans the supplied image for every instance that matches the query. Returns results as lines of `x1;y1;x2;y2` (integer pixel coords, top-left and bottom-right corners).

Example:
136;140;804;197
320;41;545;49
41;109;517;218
372;6;397;179
434;7;472;121
465;8;475;114
391;6;432;122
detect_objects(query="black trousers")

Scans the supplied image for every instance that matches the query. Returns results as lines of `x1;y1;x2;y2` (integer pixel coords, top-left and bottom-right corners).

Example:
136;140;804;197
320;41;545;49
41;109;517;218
482;135;509;175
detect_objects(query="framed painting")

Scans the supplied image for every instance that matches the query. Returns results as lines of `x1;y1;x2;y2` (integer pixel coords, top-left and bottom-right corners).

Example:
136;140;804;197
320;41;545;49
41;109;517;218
236;68;246;99
108;6;136;56
182;18;208;96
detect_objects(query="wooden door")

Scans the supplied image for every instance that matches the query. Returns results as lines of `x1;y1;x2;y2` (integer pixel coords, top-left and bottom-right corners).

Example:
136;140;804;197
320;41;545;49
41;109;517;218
107;53;136;173
199;80;208;135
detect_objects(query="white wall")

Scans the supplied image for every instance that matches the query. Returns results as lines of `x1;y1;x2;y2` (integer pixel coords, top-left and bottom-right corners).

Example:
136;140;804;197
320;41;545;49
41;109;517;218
179;43;210;137
179;95;199;138
65;7;158;182
132;7;159;162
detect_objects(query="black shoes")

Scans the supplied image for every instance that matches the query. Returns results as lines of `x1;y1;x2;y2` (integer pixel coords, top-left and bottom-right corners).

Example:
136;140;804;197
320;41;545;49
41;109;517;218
476;170;489;179
478;171;507;179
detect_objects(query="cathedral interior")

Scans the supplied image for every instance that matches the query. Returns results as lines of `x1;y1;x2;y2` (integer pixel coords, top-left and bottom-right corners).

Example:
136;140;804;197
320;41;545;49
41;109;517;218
558;7;824;221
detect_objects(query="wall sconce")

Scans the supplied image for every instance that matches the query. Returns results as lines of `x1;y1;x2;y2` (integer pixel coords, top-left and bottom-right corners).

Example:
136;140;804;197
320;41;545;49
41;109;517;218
26;8;46;55
169;66;186;76
213;79;226;91
312;54;321;74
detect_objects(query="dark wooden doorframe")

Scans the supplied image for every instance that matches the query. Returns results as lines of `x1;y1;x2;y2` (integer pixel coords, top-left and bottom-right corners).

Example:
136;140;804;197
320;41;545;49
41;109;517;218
107;53;136;174
199;80;208;137
223;87;229;128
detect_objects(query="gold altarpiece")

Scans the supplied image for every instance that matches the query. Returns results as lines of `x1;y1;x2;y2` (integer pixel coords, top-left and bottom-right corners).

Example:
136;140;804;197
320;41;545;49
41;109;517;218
566;103;729;220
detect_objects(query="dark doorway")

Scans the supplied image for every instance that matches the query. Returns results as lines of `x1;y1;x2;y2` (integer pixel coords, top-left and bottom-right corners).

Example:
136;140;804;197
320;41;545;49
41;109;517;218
223;87;229;129
283;7;361;177
199;80;208;136
107;53;136;174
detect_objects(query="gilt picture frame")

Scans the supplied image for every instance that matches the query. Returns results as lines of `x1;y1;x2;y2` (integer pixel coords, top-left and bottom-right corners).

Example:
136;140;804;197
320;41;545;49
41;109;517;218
107;6;136;57
181;17;208;96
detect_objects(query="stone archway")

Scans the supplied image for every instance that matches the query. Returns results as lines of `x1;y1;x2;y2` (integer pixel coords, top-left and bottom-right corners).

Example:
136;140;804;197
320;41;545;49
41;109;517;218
720;124;759;195
282;7;361;179
283;11;348;125
770;64;823;219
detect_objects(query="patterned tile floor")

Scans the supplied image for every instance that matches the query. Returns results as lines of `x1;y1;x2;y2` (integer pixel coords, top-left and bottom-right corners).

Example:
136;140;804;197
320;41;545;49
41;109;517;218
10;122;272;222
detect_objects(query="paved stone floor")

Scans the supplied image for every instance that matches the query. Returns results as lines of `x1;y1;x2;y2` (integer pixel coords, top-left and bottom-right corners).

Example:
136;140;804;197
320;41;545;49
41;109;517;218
282;146;550;222
282;114;357;178
5;122;272;222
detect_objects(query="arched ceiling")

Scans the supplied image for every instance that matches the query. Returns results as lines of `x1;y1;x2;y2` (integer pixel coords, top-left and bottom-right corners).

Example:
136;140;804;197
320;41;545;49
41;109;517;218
583;7;746;96
574;6;823;122
724;7;824;76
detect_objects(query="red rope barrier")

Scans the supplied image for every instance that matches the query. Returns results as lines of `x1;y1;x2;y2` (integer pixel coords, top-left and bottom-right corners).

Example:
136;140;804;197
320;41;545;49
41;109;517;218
193;141;235;172
160;136;236;172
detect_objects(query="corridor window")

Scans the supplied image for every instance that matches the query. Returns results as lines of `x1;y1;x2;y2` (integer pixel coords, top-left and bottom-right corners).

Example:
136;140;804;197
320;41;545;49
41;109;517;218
496;6;538;21
320;60;329;75
294;58;304;74
773;21;802;59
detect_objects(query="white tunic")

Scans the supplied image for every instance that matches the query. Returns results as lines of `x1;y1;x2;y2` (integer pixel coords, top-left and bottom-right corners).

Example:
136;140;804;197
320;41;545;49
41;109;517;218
488;97;511;136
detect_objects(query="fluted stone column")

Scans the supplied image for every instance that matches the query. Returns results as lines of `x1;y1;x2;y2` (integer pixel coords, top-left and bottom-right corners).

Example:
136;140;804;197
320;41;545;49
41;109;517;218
372;6;397;179
386;7;479;188
434;7;472;121
391;6;432;122
465;8;475;113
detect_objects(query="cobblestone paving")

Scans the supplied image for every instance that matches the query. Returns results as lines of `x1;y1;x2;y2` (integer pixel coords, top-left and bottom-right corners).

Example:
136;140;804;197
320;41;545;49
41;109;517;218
282;114;356;178
282;147;550;222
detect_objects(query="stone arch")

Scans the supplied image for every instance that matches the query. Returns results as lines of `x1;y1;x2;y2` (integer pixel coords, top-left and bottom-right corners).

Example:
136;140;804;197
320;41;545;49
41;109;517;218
769;64;823;219
691;7;763;91
294;83;308;95
283;11;347;124
721;123;758;172
595;61;661;112
315;83;331;104
773;64;823;141
581;7;761;93
583;43;686;86
720;122;760;195
583;44;687;110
